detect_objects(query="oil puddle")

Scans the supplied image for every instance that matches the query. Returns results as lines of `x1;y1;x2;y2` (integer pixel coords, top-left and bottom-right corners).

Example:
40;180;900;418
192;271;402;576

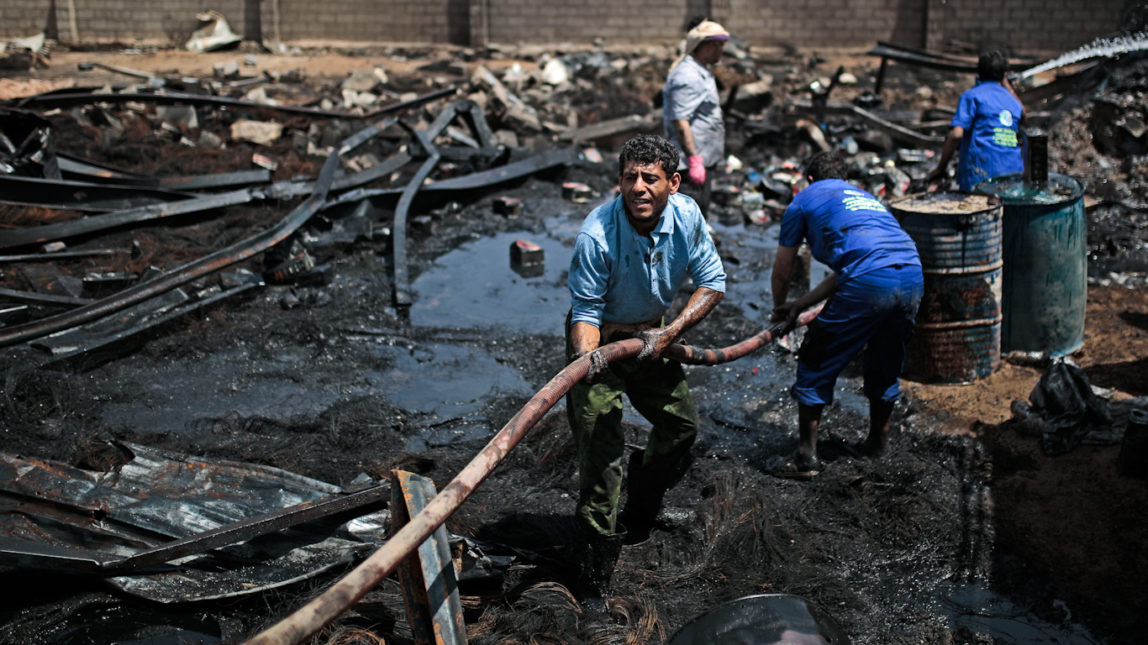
939;582;1102;643
690;352;871;460
709;220;829;320
411;230;573;334
98;346;355;432
99;341;532;442
364;341;533;420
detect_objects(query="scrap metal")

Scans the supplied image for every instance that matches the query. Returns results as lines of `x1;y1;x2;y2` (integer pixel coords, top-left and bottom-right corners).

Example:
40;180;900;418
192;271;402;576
393;127;441;307
0;248;127;263
321;147;579;211
868;41;993;94
0;187;265;250
12;84;462;120
0;285;91;307
786;98;944;147
29;284;192;358
0;174;199;212
0;116;363;347
56;153;272;191
0;147;420;252
391;470;467;645
0;444;391;602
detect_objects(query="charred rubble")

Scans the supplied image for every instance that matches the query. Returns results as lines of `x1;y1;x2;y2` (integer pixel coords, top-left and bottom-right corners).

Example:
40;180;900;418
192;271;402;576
1;35;1147;645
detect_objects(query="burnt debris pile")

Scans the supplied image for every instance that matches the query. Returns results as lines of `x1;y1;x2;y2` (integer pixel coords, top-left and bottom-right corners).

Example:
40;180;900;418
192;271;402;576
1;37;1146;644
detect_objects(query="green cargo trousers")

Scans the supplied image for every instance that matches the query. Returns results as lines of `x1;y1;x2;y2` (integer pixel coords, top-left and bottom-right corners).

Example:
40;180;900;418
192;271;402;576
565;315;699;536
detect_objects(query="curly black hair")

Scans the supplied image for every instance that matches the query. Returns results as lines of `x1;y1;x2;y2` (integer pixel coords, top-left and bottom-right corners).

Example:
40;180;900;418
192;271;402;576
618;134;679;178
803;151;849;182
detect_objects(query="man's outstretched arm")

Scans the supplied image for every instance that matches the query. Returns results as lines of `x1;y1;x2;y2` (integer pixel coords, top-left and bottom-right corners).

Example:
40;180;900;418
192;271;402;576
637;287;723;360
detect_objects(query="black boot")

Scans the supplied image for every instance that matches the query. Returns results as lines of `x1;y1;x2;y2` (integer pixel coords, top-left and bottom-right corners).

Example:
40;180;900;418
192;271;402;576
621;450;661;545
622;448;694;545
575;522;626;613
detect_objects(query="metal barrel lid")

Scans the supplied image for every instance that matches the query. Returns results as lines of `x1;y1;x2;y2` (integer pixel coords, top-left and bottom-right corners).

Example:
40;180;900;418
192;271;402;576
974;172;1085;207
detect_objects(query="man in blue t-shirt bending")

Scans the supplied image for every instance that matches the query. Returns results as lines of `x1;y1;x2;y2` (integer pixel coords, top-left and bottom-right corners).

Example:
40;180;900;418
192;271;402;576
770;152;924;478
928;48;1024;191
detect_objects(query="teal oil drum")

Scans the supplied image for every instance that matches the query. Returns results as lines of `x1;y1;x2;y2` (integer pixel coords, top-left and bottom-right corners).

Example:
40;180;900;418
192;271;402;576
889;192;1003;383
975;173;1086;356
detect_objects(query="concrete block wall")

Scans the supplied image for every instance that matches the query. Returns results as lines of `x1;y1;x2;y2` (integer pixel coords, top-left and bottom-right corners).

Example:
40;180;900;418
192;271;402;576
725;0;926;50
0;1;462;47
275;0;462;44
933;0;1127;53
15;1;247;45
482;0;684;47
0;0;1132;53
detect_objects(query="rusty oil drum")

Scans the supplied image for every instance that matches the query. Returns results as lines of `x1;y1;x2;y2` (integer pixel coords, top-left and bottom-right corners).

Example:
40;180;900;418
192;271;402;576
890;192;1003;383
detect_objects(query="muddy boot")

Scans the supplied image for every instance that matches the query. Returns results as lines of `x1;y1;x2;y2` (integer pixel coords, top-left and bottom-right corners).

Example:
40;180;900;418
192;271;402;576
575;522;626;614
621;450;662;545
623;447;695;545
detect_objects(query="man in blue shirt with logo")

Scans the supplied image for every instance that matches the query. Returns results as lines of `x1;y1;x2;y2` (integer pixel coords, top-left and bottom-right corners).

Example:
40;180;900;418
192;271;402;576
567;134;725;603
928;48;1024;191
771;152;923;478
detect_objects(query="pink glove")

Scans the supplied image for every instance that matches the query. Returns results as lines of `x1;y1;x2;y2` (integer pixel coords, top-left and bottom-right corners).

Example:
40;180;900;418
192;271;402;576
686;154;706;185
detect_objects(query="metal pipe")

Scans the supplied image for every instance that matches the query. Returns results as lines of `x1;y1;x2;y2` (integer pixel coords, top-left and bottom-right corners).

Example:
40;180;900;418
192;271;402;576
243;304;824;644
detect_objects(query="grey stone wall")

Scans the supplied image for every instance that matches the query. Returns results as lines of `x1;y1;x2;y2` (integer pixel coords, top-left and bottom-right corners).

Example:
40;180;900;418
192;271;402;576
0;0;1130;53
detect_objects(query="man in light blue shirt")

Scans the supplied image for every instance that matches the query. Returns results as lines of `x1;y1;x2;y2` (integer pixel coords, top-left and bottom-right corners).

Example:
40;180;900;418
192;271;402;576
566;134;724;605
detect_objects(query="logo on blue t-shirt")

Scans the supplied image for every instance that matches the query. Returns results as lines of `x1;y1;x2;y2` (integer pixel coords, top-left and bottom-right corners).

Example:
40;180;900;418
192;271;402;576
841;189;887;213
998;110;1013;127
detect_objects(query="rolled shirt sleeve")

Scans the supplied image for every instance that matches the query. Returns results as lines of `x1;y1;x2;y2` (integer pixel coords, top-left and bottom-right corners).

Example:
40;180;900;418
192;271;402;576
568;231;611;328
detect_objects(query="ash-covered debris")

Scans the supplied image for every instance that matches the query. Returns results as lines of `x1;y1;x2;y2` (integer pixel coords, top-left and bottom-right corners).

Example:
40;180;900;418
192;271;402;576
0;35;1145;645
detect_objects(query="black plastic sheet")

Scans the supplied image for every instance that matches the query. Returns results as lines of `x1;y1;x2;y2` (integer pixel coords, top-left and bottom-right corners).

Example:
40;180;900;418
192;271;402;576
1009;359;1115;455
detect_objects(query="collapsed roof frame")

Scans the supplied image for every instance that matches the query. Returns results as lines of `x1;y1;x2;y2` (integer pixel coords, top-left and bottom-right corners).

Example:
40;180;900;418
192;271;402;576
0;94;577;359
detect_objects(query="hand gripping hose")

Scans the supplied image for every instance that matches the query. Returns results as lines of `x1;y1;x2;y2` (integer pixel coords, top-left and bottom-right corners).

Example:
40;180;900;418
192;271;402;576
244;304;823;644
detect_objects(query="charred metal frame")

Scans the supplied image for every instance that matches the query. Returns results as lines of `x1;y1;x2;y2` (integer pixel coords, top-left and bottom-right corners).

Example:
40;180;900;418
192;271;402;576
320;147;579;211
13;85;462;120
0;174;199;212
391;470;467;645
0;248;127;263
0;97;575;350
0;151;422;252
0;285;91;307
28;278;260;365
0;483;388;574
869;41;1030;94
56;153;273;190
393;128;440;306
0;118;397;348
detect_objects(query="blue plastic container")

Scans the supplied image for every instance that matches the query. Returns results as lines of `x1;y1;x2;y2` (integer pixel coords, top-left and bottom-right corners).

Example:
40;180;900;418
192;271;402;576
975;173;1086;356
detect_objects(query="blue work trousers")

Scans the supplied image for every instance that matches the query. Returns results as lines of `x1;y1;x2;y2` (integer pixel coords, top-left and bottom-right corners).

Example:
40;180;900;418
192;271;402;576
792;264;924;406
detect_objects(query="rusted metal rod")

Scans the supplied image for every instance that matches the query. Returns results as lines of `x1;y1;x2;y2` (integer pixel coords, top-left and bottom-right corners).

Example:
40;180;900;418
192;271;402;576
244;305;824;645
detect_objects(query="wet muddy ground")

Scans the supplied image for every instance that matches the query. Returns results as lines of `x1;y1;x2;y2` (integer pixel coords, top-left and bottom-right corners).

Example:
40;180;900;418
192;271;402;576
2;44;1147;644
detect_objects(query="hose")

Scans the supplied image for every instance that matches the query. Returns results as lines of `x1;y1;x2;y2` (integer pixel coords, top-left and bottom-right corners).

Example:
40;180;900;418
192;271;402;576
243;304;824;645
